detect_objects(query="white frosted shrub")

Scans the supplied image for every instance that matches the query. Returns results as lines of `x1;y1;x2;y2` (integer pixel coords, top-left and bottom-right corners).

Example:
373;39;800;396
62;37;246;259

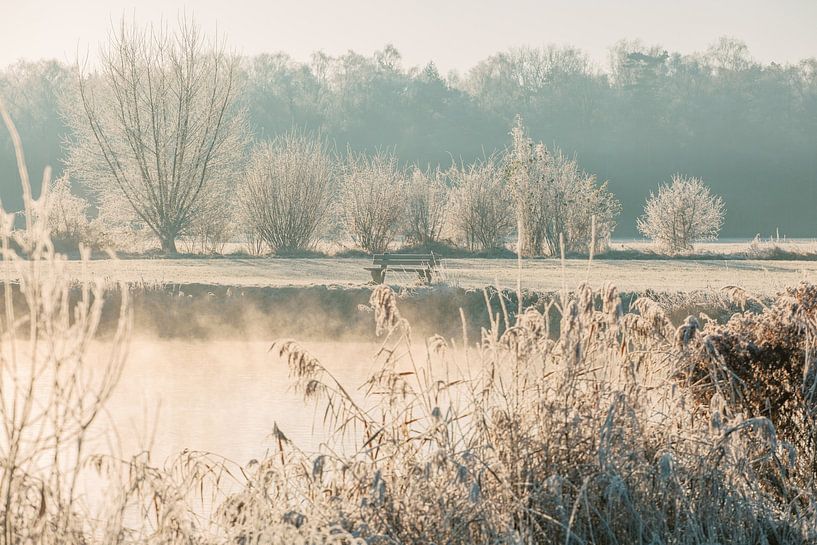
449;159;514;251
37;174;99;251
403;166;449;246
637;174;725;253
240;132;335;253
341;150;405;254
506;117;620;256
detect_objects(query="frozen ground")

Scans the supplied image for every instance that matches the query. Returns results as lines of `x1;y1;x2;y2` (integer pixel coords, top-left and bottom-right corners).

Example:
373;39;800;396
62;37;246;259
190;236;817;258
52;256;817;295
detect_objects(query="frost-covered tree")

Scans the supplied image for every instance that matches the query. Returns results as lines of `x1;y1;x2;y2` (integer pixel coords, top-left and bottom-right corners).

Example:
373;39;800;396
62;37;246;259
449;159;514;251
33;175;99;252
637;174;725;253
505;117;620;256
240;132;336;254
63;17;247;254
341;150;405;254
44;176;89;241
403;166;449;246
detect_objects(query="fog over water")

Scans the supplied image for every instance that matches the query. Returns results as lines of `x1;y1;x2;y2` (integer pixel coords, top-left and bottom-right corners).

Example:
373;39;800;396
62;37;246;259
97;339;414;462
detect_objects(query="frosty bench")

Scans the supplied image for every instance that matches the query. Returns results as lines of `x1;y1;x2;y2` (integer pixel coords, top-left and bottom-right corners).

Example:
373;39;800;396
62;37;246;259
364;253;439;284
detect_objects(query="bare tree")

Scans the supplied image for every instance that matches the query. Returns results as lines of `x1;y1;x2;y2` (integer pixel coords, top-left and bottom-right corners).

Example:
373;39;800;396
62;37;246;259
341;150;405;254
240;132;336;253
182;194;236;254
506;117;620;256
403;166;449;246
637;174;725;253
449;159;514;251
64;17;247;254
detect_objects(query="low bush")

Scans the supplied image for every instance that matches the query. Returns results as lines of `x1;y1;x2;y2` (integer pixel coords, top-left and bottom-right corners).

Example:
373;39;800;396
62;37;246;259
341;150;406;254
638;174;725;254
448;158;514;252
681;283;817;471
403;166;449;246
506;117;620;256
240;132;336;254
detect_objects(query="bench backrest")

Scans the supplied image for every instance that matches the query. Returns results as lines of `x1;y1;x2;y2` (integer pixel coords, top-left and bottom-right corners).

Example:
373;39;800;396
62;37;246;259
371;253;439;268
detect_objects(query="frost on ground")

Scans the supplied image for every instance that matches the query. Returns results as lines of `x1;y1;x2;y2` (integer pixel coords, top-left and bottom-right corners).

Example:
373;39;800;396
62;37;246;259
48;256;817;295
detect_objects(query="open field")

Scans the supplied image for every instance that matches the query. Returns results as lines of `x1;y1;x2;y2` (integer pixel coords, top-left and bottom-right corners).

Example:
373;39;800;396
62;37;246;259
608;237;817;254
53;256;817;294
171;236;817;260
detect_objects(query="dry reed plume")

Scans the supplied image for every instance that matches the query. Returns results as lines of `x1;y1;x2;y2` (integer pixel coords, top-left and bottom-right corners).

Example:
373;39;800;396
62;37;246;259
206;281;816;544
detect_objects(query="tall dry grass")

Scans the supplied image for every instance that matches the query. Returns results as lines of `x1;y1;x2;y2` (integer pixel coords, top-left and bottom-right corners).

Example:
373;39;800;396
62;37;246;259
227;283;814;544
74;280;810;544
0;101;131;543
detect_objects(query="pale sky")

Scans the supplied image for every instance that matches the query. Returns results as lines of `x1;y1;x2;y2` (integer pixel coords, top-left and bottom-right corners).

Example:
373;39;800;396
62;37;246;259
2;0;816;72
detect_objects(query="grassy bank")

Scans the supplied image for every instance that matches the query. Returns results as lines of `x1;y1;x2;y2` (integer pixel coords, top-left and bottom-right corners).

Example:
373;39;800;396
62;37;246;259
0;282;748;341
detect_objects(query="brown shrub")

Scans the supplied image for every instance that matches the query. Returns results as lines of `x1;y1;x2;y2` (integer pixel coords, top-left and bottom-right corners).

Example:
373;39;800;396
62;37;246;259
680;282;817;474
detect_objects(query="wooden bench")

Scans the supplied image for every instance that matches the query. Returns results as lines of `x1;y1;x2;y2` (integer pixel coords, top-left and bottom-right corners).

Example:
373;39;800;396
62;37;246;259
364;253;439;284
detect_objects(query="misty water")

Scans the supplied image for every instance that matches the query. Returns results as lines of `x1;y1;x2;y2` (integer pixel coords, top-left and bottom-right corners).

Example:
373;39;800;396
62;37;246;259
96;338;415;464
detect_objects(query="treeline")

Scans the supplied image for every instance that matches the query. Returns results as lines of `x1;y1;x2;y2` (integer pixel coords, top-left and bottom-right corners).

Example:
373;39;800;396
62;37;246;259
1;38;816;236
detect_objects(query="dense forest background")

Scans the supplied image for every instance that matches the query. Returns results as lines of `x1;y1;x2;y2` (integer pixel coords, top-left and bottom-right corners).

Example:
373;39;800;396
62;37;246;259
1;37;815;237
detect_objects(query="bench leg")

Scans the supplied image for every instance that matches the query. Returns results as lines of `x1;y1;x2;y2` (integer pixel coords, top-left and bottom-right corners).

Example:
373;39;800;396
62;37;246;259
371;268;386;283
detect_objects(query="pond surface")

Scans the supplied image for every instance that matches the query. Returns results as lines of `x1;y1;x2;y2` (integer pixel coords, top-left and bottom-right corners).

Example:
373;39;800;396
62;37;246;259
98;338;448;464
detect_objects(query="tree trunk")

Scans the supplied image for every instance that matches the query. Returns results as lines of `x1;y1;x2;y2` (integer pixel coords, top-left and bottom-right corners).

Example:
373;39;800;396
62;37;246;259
161;236;178;255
